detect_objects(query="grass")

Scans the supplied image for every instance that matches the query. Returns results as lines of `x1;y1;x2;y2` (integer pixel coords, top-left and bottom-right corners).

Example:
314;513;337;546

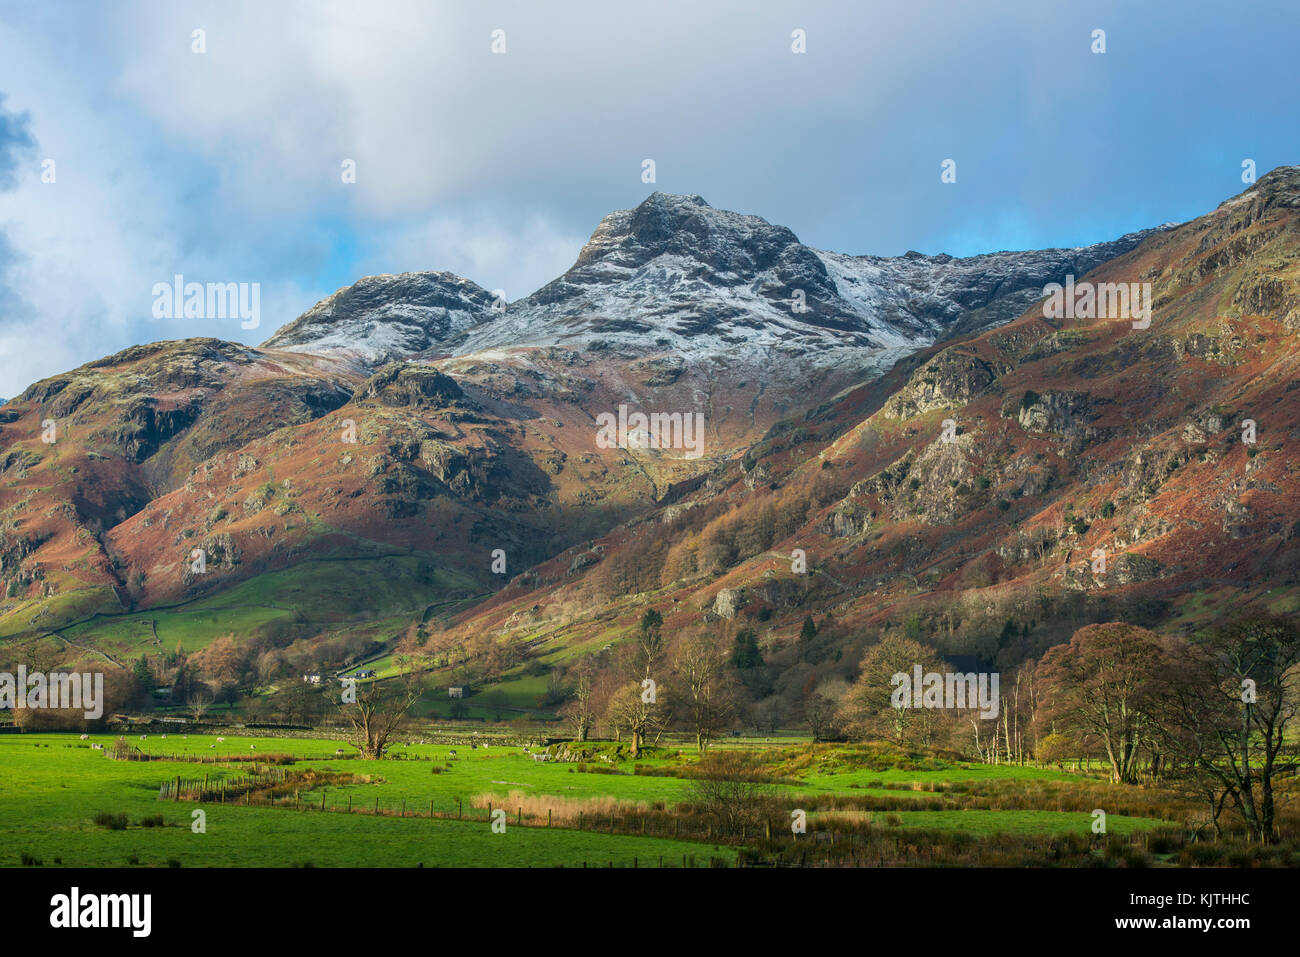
813;809;1166;836
0;732;1188;867
39;555;480;660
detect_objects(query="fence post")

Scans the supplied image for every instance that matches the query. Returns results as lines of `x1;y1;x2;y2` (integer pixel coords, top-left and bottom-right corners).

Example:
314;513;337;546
374;797;379;815
429;799;434;819
517;807;521;826
174;776;180;801
548;808;552;828
347;795;351;814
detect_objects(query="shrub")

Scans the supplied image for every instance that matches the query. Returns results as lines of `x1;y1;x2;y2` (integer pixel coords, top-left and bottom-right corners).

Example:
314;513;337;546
138;814;166;828
93;812;129;830
684;751;779;836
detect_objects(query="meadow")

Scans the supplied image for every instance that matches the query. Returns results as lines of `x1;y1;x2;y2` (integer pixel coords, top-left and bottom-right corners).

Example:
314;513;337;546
0;730;1204;868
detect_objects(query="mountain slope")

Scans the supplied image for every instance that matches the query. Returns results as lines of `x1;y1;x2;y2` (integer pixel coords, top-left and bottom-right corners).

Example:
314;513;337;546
3;175;1291;662
438;166;1300;679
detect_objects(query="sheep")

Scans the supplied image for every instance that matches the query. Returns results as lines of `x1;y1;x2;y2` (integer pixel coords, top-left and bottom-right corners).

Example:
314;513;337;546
139;735;146;740
79;734;89;741
335;749;345;756
216;736;225;743
448;749;457;759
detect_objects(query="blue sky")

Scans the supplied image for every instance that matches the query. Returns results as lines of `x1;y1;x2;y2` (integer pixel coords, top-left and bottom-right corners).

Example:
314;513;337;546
0;0;1298;398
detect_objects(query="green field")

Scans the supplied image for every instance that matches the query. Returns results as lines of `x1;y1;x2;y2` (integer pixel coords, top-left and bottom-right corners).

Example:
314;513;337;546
24;555;481;658
0;732;1189;868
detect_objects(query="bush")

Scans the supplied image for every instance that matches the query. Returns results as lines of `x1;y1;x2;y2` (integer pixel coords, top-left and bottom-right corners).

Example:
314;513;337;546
684;751;778;836
93;812;129;830
138;814;166;828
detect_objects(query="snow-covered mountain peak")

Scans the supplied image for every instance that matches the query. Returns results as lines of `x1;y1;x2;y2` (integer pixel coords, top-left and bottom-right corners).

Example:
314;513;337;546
261;195;1171;378
262;271;496;366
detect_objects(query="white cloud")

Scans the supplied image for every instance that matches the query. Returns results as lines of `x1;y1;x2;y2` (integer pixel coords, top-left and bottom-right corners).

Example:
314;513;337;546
358;211;586;303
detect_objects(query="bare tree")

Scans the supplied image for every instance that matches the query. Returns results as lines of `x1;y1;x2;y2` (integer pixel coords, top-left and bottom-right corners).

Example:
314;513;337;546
686;750;775;836
562;656;597;741
339;672;422;759
604;609;667;757
186;684;215;723
838;635;943;746
673;631;737;752
1035;622;1163;783
1153;614;1300;843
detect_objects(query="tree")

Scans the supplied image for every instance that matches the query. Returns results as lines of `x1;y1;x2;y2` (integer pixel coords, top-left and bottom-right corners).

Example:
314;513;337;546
562;656;597;742
482;690;509;721
186;684;215;723
339;673;422;759
685;750;774;836
751;696;783;735
731;629;763;670
838;635;944;746
804;693;840;742
603;682;654;754
799;615;818;647
623;608;668;756
132;656;156;700
1035;622;1163;784
673;631;737;752
1153;614;1300;843
1035;731;1071;767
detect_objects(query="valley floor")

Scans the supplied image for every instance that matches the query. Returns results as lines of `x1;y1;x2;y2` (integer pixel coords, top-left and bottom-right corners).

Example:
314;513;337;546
5;731;1265;868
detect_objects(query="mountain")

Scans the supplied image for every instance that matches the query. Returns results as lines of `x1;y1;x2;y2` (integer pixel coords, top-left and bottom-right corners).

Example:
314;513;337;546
263;272;498;368
437;166;1300;676
1;173;1295;672
462;192;1166;365
265;191;1166;382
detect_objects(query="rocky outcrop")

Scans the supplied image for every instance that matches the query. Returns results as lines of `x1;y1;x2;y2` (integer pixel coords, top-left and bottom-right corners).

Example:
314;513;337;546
883;350;997;419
